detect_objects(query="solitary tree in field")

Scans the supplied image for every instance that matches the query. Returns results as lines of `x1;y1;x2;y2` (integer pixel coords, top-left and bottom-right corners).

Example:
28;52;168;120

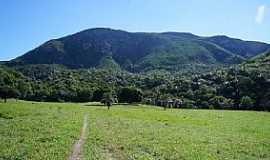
101;92;114;110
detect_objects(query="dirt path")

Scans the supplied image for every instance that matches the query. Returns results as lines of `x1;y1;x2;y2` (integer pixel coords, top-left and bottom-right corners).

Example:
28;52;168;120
68;114;88;160
103;149;115;160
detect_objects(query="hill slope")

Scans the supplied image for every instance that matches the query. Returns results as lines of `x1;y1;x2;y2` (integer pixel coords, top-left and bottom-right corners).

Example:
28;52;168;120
242;50;270;74
205;36;270;58
10;28;270;72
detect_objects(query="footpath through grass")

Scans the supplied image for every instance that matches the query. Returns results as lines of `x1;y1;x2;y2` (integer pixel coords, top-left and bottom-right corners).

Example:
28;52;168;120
0;101;86;160
0;101;270;160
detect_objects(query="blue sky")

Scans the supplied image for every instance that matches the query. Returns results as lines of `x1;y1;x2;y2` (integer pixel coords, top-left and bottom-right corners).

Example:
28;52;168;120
0;0;269;61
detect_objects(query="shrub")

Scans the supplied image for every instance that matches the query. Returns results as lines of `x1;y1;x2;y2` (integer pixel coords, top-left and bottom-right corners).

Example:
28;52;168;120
209;96;234;109
240;96;255;110
182;99;196;109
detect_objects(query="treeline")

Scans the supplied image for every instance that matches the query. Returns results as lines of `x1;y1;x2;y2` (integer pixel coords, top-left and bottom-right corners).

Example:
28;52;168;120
0;64;269;111
145;68;270;111
0;65;143;103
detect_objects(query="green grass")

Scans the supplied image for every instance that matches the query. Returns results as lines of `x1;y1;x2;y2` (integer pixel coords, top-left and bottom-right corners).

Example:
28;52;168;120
1;101;270;160
0;101;86;160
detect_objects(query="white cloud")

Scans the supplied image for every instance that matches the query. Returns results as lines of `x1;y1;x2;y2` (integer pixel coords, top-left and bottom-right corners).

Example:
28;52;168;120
255;5;266;24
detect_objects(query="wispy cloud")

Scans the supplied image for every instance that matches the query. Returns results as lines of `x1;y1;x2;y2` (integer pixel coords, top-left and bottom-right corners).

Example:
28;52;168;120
255;5;266;24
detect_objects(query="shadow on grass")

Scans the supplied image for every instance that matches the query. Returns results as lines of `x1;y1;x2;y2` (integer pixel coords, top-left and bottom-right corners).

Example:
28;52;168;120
84;103;140;107
84;104;104;107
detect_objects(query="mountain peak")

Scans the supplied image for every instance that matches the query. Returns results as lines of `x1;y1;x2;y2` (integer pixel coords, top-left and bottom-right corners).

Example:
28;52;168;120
162;32;200;39
10;28;270;72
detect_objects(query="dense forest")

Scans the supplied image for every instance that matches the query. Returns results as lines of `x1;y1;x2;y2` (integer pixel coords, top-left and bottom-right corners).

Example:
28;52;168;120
1;52;269;111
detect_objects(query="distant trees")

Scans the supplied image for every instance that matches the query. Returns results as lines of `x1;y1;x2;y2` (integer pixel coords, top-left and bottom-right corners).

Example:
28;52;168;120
0;63;270;111
118;87;142;103
194;85;216;109
1;87;9;102
182;99;196;109
158;94;172;110
92;88;108;102
209;96;234;109
0;86;20;102
260;91;270;111
17;80;32;99
75;88;93;102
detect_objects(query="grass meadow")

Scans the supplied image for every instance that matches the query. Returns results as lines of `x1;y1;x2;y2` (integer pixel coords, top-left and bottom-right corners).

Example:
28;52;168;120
0;100;269;160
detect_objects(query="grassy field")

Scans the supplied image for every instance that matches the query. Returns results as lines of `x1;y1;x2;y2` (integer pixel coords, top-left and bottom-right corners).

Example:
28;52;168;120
0;101;270;160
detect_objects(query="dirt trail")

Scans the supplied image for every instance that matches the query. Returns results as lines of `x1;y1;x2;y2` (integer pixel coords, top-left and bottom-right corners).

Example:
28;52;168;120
68;114;88;160
103;150;115;160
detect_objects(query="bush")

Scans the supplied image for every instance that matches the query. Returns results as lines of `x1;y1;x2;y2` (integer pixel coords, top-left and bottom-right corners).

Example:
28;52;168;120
182;99;196;109
240;96;254;110
209;96;234;109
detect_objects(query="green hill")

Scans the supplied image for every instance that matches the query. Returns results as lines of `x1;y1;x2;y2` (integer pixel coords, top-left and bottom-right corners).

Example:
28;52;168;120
9;28;270;72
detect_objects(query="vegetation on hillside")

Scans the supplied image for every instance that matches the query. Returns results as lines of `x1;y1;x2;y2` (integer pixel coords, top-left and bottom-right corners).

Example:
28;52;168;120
0;61;269;111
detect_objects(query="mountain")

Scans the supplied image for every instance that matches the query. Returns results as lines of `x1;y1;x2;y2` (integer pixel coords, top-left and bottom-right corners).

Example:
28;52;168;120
9;28;270;72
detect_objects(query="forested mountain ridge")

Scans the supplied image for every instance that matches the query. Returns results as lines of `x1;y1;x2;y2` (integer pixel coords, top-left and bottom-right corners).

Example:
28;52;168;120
9;28;270;72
